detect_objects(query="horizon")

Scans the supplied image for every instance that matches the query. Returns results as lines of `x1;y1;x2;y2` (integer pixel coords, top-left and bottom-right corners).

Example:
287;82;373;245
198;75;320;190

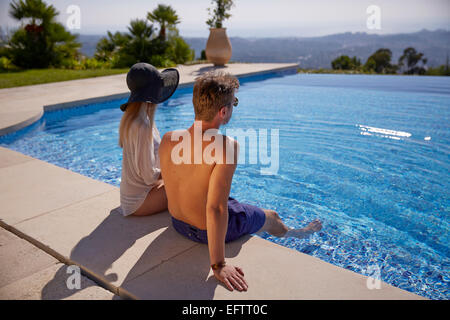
73;28;449;39
0;0;449;38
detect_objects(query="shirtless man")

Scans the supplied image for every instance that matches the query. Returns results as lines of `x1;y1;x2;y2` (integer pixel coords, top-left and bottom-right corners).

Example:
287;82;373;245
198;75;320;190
159;72;322;292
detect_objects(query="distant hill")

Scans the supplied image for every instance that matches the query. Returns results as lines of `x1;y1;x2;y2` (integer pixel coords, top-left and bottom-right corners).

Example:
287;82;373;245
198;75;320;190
77;35;102;58
78;29;450;68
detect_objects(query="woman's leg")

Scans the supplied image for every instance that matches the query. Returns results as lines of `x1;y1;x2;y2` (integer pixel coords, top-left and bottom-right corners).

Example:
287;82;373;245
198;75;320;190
132;180;168;216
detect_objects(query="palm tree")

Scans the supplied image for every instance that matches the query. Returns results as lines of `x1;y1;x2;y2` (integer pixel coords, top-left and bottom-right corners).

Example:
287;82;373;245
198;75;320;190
128;19;154;40
7;0;80;68
94;31;131;62
147;4;180;41
9;0;58;27
127;19;155;62
95;19;157;67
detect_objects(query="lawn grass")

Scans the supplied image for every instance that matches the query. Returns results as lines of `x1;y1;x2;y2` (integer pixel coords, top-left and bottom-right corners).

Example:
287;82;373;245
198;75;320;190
0;68;129;89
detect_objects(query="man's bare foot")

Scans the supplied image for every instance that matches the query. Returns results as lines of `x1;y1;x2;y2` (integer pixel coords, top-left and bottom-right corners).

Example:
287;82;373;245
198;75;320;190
284;219;322;239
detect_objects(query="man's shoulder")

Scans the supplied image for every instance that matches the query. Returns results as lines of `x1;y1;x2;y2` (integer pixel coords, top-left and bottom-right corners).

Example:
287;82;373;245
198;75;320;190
223;135;239;151
218;135;239;165
161;129;189;143
209;133;239;153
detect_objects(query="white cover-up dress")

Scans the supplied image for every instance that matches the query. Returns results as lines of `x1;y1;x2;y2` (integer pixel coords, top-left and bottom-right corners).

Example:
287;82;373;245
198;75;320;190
120;104;161;216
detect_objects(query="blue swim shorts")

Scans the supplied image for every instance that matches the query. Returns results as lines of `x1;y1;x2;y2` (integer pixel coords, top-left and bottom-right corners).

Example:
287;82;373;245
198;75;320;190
171;197;266;244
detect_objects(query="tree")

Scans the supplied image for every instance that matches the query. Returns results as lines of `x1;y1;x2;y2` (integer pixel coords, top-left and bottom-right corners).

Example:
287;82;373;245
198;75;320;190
126;19;155;62
364;48;397;74
200;49;207;60
206;0;234;28
95;6;194;68
331;55;361;70
95;20;157;68
9;0;58;26
7;0;80;68
166;33;195;64
0;26;6;45
399;47;427;75
0;26;8;58
147;4;180;42
95;31;130;62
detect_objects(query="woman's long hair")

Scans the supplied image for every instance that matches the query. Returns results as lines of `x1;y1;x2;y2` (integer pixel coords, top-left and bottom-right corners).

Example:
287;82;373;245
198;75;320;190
118;101;157;148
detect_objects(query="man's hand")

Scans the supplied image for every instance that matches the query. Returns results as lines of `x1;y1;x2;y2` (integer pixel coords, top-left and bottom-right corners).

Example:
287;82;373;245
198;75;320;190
213;265;248;292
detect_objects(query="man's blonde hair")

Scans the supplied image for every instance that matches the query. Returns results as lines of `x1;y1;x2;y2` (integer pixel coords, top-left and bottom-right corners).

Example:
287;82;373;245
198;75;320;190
192;72;239;121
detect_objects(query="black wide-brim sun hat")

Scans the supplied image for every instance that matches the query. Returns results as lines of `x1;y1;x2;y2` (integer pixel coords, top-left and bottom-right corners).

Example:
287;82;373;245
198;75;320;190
120;63;180;112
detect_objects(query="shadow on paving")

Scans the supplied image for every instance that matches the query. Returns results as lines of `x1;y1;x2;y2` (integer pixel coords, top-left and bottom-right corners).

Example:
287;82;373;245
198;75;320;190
41;207;248;299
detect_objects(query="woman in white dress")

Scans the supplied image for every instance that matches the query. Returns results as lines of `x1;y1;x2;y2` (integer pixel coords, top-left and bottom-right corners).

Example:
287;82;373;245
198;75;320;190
118;63;179;216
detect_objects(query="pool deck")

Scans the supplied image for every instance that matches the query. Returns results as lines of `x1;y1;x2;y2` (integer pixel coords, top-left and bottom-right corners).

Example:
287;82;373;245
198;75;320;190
0;63;424;300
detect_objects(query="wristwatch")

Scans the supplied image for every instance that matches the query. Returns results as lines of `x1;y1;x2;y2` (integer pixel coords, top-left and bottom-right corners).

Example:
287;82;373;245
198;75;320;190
211;260;226;270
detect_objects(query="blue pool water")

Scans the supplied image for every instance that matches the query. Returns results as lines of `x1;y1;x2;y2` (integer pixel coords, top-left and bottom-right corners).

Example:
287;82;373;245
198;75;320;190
1;72;449;299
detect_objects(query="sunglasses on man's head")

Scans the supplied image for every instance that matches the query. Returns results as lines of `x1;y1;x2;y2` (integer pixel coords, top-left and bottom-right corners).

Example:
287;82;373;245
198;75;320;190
232;97;239;107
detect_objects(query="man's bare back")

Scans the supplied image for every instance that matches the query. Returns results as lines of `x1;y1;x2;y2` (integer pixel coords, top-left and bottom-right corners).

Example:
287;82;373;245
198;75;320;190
159;126;237;230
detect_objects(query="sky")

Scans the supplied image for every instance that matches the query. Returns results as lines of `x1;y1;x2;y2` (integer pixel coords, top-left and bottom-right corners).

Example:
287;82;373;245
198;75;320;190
0;0;449;37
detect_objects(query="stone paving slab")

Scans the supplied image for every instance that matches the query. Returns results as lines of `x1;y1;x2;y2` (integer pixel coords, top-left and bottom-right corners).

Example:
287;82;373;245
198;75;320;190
0;227;58;288
0;263;117;300
0;227;117;300
0;148;115;225
0;146;34;169
13;189;198;294
121;235;424;300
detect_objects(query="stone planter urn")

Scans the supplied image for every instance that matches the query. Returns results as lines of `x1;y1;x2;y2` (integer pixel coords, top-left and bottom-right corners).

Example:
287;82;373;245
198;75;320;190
205;28;232;66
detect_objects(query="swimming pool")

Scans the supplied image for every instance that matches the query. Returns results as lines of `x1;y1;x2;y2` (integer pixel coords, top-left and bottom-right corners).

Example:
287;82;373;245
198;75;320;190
1;72;449;299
